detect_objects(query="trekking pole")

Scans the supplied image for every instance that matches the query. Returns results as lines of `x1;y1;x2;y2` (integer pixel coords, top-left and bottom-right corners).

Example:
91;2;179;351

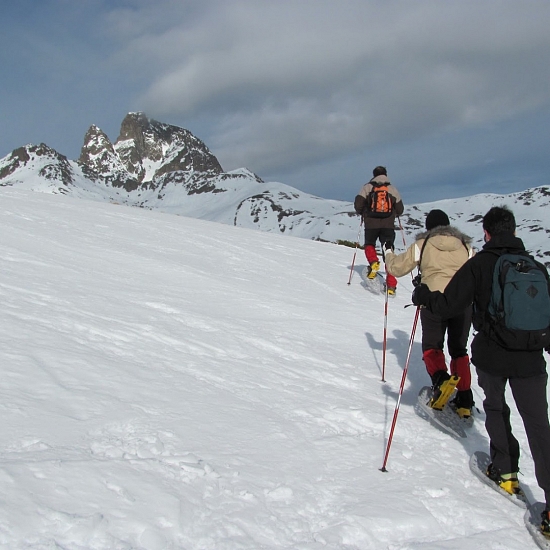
381;285;389;382
397;217;407;248
397;217;415;282
380;306;421;472
347;218;363;285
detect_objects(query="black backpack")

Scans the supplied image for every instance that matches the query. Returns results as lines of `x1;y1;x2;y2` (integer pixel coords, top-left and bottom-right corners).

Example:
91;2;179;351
365;181;395;219
485;250;550;350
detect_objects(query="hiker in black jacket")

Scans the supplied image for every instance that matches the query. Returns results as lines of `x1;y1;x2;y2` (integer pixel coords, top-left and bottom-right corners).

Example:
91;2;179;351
412;206;550;537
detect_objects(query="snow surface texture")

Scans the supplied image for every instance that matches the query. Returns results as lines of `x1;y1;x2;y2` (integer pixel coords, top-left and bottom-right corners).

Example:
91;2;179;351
0;188;546;549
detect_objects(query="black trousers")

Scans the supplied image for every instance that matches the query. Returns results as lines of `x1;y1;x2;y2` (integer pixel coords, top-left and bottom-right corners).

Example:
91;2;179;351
420;306;471;357
477;368;550;506
364;227;395;250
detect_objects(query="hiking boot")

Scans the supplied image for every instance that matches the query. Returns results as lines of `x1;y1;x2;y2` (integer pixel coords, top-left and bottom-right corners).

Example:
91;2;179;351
454;404;472;420
541;509;550;538
486;463;523;497
367;261;380;279
451;389;474;419
429;371;460;410
387;286;396;296
430;368;450;388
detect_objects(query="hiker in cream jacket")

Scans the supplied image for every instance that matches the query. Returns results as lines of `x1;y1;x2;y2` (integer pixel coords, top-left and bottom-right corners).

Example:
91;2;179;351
385;209;475;417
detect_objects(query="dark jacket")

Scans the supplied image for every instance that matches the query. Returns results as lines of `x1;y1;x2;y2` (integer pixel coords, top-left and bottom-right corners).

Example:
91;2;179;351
354;175;404;229
423;232;549;378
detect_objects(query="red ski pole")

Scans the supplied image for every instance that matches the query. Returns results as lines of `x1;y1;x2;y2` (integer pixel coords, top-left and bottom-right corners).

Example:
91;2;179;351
347;218;363;285
380;306;421;472
381;285;389;382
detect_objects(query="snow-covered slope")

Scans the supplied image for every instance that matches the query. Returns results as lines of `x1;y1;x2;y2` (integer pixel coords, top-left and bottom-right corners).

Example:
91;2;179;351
0;188;545;548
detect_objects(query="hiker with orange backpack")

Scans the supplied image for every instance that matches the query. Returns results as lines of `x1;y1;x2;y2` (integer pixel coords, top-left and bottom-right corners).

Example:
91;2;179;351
354;166;404;295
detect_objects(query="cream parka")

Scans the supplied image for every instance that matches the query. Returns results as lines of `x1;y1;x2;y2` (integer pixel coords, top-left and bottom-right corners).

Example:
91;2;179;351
385;225;474;293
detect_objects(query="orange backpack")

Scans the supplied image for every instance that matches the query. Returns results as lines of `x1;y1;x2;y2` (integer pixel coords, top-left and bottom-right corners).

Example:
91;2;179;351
366;181;395;218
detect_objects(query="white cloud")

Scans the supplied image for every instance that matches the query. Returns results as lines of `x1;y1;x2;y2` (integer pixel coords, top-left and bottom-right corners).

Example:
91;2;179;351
54;1;550;179
102;0;549;175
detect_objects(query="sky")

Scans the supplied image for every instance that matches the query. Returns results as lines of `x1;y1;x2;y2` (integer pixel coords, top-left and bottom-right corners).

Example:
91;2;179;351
1;186;548;548
2;0;550;204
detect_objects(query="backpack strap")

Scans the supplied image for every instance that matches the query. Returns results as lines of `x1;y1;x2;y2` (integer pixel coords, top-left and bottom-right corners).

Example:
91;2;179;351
417;236;430;275
412;235;431;286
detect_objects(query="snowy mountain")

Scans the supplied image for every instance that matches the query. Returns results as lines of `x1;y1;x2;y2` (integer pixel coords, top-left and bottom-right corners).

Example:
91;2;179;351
0;113;356;243
1;112;550;264
0;187;545;548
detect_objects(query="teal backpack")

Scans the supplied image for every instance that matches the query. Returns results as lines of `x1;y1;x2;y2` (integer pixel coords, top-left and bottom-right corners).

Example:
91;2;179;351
486;251;550;350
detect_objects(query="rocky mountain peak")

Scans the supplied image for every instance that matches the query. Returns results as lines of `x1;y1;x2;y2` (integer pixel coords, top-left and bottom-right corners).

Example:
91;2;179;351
0;143;75;190
114;112;223;182
78;125;116;167
77;123;140;192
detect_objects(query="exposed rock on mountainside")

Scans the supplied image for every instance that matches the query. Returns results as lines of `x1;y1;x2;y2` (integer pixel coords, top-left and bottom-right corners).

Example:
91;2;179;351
78;125;140;192
113;112;223;182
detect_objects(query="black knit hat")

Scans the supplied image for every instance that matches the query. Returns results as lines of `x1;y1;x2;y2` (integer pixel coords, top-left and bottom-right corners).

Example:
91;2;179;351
372;165;387;177
425;209;450;230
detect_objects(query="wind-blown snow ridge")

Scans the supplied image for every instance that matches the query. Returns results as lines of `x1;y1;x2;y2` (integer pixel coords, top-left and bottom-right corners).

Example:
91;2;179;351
0;188;544;549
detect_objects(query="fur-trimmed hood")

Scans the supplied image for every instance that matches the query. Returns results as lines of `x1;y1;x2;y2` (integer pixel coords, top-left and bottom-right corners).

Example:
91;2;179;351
415;225;472;254
385;224;474;293
415;225;472;245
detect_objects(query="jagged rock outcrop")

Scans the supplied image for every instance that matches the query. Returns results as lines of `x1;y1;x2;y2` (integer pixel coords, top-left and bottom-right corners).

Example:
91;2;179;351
74;112;227;198
78;125;140;192
113;112;223;183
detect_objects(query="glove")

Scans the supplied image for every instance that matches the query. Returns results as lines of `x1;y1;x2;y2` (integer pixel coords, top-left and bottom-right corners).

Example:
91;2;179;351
384;241;394;253
412;283;431;307
412;274;422;287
